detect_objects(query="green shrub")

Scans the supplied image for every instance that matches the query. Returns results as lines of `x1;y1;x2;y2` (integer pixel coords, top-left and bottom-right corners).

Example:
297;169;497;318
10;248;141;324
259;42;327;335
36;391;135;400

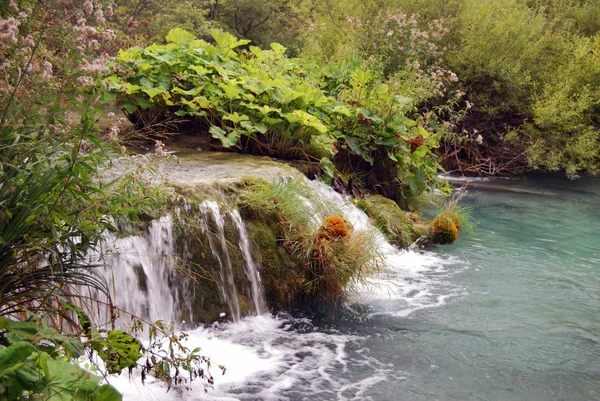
104;28;449;202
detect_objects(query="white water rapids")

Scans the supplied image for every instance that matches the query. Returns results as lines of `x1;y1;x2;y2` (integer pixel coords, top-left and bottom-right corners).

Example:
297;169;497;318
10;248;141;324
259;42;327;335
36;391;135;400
98;179;465;400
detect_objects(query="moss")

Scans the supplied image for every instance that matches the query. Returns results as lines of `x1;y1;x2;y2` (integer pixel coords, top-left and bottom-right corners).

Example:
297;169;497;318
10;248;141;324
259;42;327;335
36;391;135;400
355;195;418;248
318;215;351;239
413;223;430;239
430;211;460;244
245;219;303;309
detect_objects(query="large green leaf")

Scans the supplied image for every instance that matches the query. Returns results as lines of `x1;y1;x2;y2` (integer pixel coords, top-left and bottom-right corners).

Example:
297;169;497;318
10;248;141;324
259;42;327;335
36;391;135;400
92;384;123;401
223;112;249;124
166;28;196;45
209;126;243;148
0;341;40;400
345;137;374;164
284;110;327;133
211;29;251;53
42;358;101;401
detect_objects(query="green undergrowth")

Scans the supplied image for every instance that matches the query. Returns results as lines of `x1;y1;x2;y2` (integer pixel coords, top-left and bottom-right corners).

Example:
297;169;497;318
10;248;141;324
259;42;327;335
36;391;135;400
103;28;449;205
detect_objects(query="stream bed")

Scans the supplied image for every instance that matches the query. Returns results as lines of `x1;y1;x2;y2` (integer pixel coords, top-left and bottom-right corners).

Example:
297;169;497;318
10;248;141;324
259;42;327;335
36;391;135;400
113;174;600;401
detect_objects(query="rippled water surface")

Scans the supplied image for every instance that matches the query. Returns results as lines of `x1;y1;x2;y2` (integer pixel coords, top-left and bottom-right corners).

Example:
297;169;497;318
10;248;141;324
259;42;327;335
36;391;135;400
116;174;600;401
356;174;600;401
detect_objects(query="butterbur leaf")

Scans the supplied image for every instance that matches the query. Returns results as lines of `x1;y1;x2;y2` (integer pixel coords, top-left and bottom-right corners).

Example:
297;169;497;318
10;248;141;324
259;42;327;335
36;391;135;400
412;145;428;159
350;69;374;87
211;29;251;53
254;122;268;134
270;42;287;55
166;28;196;45
285;110;327;133
142;87;166;99
92;384;123;401
345;137;374;165
223;112;249;124
119;101;137;114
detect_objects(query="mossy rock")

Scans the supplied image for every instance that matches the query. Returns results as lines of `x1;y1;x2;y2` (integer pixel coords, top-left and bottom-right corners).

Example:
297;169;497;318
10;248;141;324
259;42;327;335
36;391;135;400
355;195;419;248
430;211;460;245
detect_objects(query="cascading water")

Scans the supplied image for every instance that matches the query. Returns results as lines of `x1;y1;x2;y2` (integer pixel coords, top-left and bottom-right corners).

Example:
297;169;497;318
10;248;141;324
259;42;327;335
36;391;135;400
93;215;182;326
199;200;242;322
102;176;463;401
96;198;268;328
198;200;268;321
231;209;268;315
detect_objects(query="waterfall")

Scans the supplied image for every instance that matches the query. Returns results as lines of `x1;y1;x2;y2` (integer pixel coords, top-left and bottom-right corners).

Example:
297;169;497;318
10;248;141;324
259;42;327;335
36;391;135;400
199;201;242;322
94;215;182;326
94;175;439;329
231;209;268;315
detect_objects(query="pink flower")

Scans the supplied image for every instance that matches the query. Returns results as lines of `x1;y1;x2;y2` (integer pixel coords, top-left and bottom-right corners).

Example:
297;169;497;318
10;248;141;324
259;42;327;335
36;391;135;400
83;0;94;15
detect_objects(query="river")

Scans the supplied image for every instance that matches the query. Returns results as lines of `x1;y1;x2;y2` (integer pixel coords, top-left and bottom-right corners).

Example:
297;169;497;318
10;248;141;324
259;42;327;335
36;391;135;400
113;174;600;401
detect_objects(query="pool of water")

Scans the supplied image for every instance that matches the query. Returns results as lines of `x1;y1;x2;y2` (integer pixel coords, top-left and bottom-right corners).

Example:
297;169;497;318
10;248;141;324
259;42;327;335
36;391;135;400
350;174;600;400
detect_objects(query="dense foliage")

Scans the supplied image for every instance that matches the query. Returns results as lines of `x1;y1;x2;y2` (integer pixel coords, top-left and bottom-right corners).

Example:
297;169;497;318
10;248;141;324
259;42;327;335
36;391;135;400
295;0;600;177
105;28;449;206
73;0;600;177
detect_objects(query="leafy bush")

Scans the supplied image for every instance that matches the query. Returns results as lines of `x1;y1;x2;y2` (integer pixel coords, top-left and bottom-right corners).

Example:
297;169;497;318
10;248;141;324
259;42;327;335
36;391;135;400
104;28;449;203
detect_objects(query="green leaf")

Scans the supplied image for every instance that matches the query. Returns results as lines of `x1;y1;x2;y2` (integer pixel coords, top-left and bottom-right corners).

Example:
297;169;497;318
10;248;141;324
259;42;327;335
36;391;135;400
407;167;427;195
350;69;374;88
254;122;268;134
219;81;242;100
0;341;41;399
270;42;287;55
412;145;429;159
284;110;328;133
345;137;374;164
0;318;38;343
223;112;249;124
188;65;210;75
92;384;123;401
119;101;137;114
44;358;101;400
211;29;251;53
142;87;166;99
166;28;196;45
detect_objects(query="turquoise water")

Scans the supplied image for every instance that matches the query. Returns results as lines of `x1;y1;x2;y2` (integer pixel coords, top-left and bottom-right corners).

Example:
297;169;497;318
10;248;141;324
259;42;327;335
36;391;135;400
347;174;600;400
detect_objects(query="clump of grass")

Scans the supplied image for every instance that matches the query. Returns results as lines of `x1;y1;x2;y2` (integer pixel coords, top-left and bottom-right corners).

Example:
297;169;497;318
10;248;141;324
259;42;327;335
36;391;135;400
429;187;475;244
306;216;380;301
238;178;381;305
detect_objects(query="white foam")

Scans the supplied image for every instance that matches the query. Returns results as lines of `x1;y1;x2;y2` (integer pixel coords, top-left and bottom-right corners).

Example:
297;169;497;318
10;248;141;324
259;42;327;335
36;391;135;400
108;314;395;401
308;180;469;318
